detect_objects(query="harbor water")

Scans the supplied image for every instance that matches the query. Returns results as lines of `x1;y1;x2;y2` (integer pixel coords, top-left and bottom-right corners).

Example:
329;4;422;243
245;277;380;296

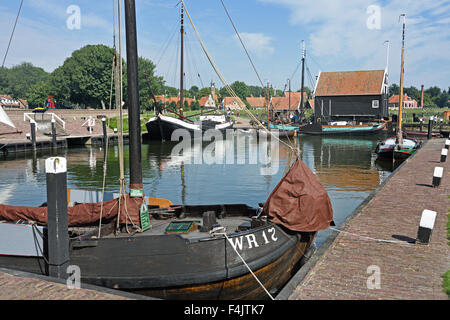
0;133;399;247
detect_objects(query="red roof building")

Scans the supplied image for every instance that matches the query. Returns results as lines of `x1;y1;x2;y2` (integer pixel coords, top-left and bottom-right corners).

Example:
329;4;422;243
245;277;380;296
313;69;389;121
0;95;28;109
246;96;267;109
388;94;419;109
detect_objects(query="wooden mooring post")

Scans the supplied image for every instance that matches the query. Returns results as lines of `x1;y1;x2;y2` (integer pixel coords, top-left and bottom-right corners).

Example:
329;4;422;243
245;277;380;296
51;119;57;149
102;117;107;145
45;157;69;279
30;120;37;151
427;117;433;139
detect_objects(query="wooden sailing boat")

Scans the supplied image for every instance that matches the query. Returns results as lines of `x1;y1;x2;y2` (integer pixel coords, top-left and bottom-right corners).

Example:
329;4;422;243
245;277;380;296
298;43;387;136
145;5;232;141
375;14;420;160
269;41;306;135
0;0;334;300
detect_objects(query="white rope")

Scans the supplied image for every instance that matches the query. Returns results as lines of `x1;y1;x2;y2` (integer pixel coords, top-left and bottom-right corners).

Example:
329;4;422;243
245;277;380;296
329;227;415;246
210;227;275;300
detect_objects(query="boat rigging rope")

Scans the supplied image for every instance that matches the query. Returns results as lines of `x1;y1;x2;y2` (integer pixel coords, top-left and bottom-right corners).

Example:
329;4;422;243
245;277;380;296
2;0;24;68
98;0;119;238
97;122;111;238
181;0;298;154
219;0;265;88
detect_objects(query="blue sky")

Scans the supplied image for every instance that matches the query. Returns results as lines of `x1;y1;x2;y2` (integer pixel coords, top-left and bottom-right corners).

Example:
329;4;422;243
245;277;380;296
1;0;449;93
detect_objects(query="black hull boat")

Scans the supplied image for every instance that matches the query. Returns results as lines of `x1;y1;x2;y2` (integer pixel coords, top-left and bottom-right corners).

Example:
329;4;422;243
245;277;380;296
375;136;420;160
146;114;233;141
0;158;333;300
2;204;315;300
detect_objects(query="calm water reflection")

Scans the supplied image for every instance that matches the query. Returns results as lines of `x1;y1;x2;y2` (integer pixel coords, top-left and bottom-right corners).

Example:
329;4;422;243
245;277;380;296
0;133;399;247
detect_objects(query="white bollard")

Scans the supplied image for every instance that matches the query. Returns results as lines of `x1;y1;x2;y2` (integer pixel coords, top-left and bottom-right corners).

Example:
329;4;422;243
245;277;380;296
445;139;450;150
432;167;443;187
441;148;448;162
416;209;437;244
45;157;69;278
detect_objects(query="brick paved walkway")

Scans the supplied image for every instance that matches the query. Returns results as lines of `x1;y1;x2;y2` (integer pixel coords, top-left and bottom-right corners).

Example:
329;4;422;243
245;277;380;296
289;138;450;300
0;268;141;300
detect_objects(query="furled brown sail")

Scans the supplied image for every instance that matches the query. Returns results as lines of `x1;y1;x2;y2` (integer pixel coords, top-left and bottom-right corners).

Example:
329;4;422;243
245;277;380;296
264;159;334;232
0;195;142;227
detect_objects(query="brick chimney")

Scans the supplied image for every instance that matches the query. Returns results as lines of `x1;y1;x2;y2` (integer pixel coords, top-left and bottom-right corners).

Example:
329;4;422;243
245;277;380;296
420;85;424;108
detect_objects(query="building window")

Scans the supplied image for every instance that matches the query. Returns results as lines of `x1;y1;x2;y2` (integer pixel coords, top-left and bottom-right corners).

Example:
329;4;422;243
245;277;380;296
372;100;379;108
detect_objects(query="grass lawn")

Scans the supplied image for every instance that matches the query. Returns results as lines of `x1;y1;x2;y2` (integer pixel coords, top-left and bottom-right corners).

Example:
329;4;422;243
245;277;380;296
444;205;450;297
389;107;450;123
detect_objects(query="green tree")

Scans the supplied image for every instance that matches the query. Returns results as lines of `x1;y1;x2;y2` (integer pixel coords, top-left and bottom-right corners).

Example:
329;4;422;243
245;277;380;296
183;100;190;111
0;67;9;93
48;44;118;108
248;85;264;97
191;100;200;111
0;63;49;99
422;92;437;108
198;87;212;98
425;86;441;98
435;90;449;108
229;81;250;100
189;85;199;98
138;56;165;110
7;63;49;99
163;86;178;97
389;84;400;96
404;86;420;102
26;81;53;107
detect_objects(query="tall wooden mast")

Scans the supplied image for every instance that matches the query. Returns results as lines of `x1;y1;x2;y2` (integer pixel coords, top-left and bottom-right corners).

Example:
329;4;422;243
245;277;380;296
124;0;143;192
179;4;184;116
300;40;305;121
397;14;406;147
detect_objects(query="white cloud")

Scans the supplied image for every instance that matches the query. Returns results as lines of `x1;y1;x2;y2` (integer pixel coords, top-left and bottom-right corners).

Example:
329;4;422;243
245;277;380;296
235;32;275;57
258;0;450;88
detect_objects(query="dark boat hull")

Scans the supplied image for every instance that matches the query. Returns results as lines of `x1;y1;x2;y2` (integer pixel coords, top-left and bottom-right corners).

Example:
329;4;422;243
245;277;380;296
0;215;314;300
131;229;313;299
375;137;420;160
146;115;233;141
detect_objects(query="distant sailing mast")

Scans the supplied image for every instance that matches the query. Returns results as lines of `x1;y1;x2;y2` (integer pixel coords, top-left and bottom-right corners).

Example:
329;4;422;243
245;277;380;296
299;40;306;122
396;14;406;147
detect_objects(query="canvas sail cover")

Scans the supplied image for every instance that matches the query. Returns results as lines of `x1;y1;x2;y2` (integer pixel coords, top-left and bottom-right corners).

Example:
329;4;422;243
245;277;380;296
0;195;142;227
0;106;16;128
264;159;334;232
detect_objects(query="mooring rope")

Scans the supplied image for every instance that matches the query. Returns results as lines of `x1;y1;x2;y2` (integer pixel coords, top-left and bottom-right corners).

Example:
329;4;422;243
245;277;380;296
210;227;275;300
329;227;415;246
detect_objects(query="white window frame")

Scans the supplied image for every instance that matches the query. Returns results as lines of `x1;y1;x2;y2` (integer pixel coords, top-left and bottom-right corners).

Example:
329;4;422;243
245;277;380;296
372;100;379;108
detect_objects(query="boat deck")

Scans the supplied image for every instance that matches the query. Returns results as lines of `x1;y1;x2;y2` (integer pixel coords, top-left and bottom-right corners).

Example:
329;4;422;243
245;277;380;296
99;216;253;240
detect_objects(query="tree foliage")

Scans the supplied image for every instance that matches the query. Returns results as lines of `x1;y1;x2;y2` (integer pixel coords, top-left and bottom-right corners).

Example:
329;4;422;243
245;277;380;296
138;56;165;110
389;83;449;108
2;45;448;111
0;63;49;101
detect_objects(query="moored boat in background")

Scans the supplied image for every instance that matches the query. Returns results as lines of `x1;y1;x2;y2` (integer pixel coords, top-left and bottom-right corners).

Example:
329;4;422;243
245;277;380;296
375;15;420;161
299;121;386;135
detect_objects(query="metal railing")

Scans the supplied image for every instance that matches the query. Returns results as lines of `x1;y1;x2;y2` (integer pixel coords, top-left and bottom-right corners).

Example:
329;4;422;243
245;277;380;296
24;113;65;129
